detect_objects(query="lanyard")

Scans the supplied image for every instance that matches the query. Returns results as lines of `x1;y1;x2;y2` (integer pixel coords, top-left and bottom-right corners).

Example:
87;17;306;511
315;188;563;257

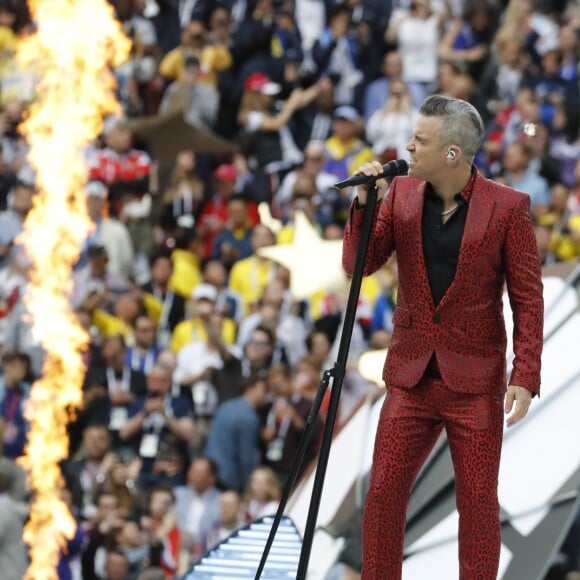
106;366;130;397
154;288;174;330
130;348;155;374
266;394;300;440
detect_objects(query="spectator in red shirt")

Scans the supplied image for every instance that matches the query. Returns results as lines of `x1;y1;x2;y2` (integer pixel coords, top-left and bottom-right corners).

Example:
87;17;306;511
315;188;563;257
197;163;259;259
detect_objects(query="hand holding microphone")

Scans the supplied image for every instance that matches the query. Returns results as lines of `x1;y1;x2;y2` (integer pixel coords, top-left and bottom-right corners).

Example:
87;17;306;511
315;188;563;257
335;159;408;206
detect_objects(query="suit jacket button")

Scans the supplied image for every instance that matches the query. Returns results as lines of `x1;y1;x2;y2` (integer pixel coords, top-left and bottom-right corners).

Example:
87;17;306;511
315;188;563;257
433;313;441;324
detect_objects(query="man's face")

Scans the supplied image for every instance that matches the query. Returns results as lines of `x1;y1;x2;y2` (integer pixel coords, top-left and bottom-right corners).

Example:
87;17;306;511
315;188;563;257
188;459;214;492
146;367;172;397
406;115;447;182
246;332;272;364
151;257;172;285
96;494;118;522
149;490;173;520
268;372;292;398
134;317;156;349
105;552;129;580
84;426;110;460
384;53;402;79
12;185;34;215
251;226;274;251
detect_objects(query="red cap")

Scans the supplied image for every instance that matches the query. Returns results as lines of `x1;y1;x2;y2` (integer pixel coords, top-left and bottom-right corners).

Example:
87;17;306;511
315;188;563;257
244;72;281;95
214;163;237;182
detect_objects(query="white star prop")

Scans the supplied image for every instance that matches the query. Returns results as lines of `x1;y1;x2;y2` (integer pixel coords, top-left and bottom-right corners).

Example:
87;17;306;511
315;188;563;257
257;211;348;300
258;202;283;235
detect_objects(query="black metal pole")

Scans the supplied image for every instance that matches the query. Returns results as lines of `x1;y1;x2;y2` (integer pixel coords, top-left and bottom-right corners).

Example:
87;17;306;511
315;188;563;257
295;184;380;579
254;370;333;579
254;184;379;579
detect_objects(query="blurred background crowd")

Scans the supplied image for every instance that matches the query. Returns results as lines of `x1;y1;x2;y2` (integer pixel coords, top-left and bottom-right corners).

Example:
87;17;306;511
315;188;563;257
0;0;578;578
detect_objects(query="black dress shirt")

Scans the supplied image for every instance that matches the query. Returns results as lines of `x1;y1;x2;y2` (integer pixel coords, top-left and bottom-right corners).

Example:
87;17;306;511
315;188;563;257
422;185;469;307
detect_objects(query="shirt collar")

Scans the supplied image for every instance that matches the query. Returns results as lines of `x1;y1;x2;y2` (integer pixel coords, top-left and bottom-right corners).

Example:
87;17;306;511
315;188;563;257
426;165;477;204
458;166;477;202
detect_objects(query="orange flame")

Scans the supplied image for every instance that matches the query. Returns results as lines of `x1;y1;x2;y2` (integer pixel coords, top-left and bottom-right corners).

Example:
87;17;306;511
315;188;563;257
16;1;130;578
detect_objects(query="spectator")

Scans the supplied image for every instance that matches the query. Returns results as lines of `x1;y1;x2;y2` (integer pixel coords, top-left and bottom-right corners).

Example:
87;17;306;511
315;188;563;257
88;118;153;258
141;254;186;349
170;282;237;354
212;194;256;270
0;351;30;458
438;1;495;80
386;0;446;100
119;363;194;489
81;334;147;442
142;485;187;578
0;167;35;270
228;224;277;314
173;311;232;431
501;140;551;218
366;79;419;163
242;465;281;522
63;423;115;521
200;489;245;554
83;180;135;279
167;226;203;300
103;548;131;580
237;72;319;199
261;363;322;486
204;374;268;492
174;457;221;562
72;244;130;310
275;140;337;222
159;19;232;86
364;50;423;122
312;5;363;108
157;150;204;237
198;162;257;260
0;470;28;580
81;491;124;580
210;325;282;404
201;259;244;324
126;314;162;374
113;519;149;580
322;105;373;187
236;279;305;367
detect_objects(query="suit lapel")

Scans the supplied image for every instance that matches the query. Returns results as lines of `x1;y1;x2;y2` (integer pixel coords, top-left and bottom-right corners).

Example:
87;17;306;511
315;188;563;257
437;174;495;310
401;179;436;310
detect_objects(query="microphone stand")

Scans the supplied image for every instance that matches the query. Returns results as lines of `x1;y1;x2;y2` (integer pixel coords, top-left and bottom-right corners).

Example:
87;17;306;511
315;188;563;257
255;182;380;579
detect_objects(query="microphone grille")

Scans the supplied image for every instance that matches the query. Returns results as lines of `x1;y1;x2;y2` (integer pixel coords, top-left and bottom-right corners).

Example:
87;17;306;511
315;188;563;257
395;159;408;175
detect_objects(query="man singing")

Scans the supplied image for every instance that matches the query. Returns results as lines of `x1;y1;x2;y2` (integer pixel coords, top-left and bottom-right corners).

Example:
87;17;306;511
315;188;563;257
342;95;544;579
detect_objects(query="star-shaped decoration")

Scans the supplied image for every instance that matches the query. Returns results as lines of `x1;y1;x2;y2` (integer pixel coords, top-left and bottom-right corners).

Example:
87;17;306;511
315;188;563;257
258;202;283;235
257;211;347;300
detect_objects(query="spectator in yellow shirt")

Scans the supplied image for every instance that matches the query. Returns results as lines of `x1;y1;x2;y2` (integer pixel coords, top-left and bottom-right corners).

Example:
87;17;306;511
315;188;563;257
228;225;278;315
171;283;237;353
159;19;232;86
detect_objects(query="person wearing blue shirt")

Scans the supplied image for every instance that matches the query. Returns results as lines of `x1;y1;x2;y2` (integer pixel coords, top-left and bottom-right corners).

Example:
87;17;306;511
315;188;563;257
204;375;268;492
119;364;194;489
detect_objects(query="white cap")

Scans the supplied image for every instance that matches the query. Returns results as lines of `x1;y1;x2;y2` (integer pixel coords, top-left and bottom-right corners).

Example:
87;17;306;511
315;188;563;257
191;283;218;302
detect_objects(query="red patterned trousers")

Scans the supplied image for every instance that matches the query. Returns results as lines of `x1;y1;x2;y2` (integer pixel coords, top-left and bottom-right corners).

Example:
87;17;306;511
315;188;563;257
362;376;504;579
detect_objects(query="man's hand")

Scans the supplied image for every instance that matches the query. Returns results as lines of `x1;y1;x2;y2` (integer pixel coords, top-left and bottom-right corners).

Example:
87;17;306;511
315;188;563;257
354;161;391;206
505;385;533;428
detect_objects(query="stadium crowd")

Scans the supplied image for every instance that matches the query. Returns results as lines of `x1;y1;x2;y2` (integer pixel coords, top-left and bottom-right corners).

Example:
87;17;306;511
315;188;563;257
0;0;578;578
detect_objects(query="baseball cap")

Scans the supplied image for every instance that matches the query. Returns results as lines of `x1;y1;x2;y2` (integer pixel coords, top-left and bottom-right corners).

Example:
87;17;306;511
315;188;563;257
334;105;359;122
244;72;281;96
192;283;218;302
85;180;108;199
214;163;237;182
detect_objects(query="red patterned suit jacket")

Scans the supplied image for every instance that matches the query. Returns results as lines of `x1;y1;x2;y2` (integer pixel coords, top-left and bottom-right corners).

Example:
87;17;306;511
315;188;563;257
343;170;544;395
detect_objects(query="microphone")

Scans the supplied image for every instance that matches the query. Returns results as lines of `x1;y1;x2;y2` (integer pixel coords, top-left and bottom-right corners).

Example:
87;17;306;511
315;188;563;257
334;159;408;189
